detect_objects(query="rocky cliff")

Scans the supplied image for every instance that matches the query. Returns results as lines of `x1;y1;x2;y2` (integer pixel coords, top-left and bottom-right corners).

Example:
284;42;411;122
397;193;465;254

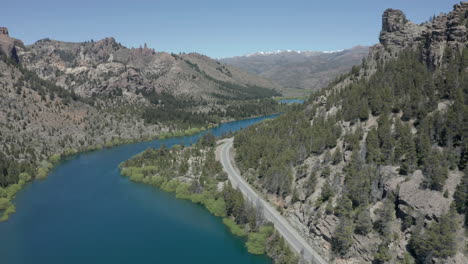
365;2;468;72
0;27;24;63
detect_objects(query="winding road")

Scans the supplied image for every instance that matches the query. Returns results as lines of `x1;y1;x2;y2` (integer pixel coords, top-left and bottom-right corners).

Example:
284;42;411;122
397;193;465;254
216;138;327;264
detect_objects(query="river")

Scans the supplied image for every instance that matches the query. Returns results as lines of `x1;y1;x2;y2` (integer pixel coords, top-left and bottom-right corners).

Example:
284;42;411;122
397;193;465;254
278;99;305;104
0;114;279;264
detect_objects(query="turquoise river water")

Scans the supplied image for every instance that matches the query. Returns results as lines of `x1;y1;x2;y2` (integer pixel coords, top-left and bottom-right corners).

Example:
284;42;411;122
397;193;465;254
0;114;280;264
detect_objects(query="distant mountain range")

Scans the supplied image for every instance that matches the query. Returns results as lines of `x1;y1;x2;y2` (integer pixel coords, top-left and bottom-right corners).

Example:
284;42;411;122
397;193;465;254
219;46;369;95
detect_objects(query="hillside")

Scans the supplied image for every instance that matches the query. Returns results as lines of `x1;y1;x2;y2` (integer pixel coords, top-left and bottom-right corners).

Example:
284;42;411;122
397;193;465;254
233;3;468;264
219;46;368;96
19;38;280;101
0;29;288;221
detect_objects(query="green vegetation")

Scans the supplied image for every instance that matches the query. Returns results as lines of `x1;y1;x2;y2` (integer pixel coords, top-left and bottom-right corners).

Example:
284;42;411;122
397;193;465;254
265;231;299;264
246;225;274;255
119;134;298;262
234;108;341;197
142;90;286;129
0;181;27;221
0;152;35;187
332;217;354;256
409;206;458;261
223;218;247;237
454;166;468;227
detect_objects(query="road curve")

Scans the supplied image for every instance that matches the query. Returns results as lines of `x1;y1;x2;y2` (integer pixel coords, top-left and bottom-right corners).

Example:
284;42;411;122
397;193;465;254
217;138;327;264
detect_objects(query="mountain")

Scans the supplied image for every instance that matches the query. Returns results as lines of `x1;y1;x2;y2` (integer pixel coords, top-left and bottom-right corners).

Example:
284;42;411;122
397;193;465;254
219;46;369;96
19;38;280;101
0;28;287;218
232;2;468;263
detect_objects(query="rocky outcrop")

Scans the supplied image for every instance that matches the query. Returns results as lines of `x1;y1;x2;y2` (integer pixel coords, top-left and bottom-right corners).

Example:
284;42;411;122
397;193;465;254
397;171;450;221
397;170;464;222
371;2;468;71
0;27;9;35
0;27;23;62
379;9;424;50
423;2;468;68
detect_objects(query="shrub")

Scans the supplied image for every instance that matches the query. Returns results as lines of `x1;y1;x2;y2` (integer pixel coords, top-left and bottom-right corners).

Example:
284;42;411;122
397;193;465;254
205;198;226;217
246;225;274;254
0;198;11;209
223;218;247;237
175;183;192;200
19;172;31;182
48;154;61;164
36;167;49;180
161;179;180;192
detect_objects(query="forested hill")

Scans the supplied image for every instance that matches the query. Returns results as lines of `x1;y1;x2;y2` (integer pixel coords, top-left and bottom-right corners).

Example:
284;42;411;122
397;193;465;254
234;3;468;264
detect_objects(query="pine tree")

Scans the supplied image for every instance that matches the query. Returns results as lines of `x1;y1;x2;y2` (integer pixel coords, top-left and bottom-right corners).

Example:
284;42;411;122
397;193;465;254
410;206;458;261
332;146;342;165
374;243;392;264
377;112;394;164
335;195;353;218
355;207;372;235
366;128;380;163
375;194;395;239
332;216;354;256
454;166;468;226
422;150;448;191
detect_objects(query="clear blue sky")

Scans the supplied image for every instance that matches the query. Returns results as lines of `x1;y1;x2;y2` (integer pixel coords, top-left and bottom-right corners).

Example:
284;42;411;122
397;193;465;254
3;0;460;58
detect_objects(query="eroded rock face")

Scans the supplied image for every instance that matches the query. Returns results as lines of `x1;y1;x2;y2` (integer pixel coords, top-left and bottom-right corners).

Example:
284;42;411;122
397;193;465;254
397;171;450;221
371;2;468;71
0;27;24;62
381;9;408;33
17;36;280;100
0;27;9;35
379;9;424;51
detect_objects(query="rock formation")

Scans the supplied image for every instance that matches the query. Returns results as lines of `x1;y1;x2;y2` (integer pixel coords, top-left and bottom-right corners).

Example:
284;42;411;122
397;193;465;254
373;2;468;70
18;36;280;100
0;27;23;62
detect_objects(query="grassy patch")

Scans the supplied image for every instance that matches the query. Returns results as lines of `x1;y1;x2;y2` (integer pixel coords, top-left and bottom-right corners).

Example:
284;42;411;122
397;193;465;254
246;225;274;255
223;218;247;237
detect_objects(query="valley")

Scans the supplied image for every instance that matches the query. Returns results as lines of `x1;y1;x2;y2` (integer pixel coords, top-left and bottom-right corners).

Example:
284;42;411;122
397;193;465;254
1;1;467;264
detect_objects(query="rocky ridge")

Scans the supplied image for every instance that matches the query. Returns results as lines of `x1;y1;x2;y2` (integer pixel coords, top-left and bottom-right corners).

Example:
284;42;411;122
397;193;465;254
0;27;23;63
18;37;280;101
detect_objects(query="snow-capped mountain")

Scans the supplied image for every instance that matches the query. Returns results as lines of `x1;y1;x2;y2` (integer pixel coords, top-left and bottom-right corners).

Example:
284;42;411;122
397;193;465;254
242;49;344;58
219;46;368;95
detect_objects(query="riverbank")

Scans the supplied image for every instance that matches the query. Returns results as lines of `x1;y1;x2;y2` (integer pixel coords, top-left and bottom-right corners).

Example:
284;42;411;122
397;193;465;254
0;114;280;264
0;111;285;222
119;133;298;263
0;125;209;222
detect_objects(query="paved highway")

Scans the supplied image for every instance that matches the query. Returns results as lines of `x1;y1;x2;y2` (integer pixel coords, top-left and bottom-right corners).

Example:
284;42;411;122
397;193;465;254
217;138;327;264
